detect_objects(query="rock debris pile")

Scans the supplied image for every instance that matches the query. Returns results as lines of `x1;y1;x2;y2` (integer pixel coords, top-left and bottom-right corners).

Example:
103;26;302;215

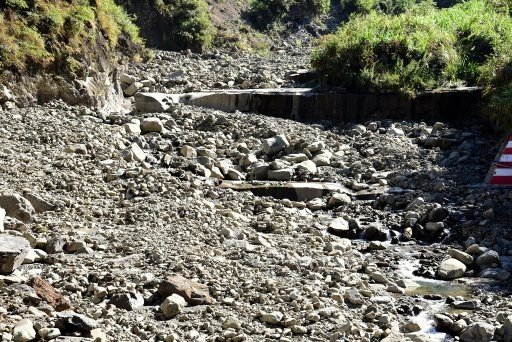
0;51;512;342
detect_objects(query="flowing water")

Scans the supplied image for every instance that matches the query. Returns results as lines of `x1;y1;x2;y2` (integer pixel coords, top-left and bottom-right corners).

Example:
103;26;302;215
395;249;472;340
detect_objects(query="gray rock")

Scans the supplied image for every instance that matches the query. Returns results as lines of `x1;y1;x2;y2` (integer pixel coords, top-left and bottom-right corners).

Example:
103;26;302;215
64;144;87;154
134;92;175;113
428;207;449;222
158;274;212;305
295;160;317;174
478;268;511;281
306;141;325;153
141;117;164;133
344;288;364;305
451;319;468;333
438;258;466;280
262;135;289;155
267;168;293;181
475;250;500;268
46;236;67;254
22;192;55;213
327;217;349;237
249;163;269;180
448;248;473;266
465;244;487;255
369;241;387;250
108;292;144;311
0;193;36;223
328;193;352;207
180;145;197;158
460;322;495;342
123;122;141;135
426;222;444;232
387;126;404;136
434;313;454;331
402;322;421;333
125;143;146;163
260;311;283;324
0;235;30;273
312;151;331;166
123;82;143;96
452;300;478;310
160;294;187;319
222;317;241;330
13;319;36;342
55;312;98;334
120;73;137;85
502;316;512;342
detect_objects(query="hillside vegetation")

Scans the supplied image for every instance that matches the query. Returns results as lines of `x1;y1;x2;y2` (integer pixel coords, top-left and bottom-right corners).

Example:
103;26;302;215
248;0;330;29
0;0;143;75
115;0;214;51
311;0;512;129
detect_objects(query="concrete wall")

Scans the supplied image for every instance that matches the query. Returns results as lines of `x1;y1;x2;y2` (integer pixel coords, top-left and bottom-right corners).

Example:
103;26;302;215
164;87;484;126
248;88;484;125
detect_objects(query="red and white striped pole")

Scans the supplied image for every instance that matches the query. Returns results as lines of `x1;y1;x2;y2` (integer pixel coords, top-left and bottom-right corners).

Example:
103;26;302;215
487;134;512;185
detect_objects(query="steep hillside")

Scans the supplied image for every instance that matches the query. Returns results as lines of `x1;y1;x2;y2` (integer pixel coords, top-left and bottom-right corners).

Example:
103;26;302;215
0;0;143;108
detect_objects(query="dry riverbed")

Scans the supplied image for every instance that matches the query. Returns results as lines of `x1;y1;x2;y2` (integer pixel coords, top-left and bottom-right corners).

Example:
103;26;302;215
1;49;512;342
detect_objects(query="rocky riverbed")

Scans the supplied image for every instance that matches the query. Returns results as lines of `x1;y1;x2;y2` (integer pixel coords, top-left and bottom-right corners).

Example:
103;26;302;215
1;48;512;342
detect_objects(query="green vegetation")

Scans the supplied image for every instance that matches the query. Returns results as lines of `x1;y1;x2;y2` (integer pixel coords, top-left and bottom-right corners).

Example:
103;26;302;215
152;0;214;50
311;0;512;128
0;0;142;73
312;10;459;91
248;0;331;30
340;0;433;15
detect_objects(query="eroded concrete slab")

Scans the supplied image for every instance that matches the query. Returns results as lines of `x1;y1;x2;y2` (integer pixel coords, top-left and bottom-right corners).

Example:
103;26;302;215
134;87;484;126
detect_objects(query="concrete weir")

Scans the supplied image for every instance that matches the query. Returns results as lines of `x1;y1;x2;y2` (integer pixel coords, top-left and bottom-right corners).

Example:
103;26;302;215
135;87;484;125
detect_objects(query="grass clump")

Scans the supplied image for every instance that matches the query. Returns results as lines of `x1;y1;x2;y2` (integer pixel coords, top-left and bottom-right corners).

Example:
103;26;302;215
96;0;142;47
311;10;459;91
312;0;512;91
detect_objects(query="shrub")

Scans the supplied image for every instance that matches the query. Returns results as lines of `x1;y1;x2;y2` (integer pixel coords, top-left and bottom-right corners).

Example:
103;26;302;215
341;0;433;15
249;0;331;30
95;0;142;47
0;0;143;72
153;0;214;50
311;10;460;92
312;0;512;91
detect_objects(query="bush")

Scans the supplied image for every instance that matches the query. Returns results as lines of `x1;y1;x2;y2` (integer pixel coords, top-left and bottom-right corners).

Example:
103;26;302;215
312;0;512;91
311;10;460;91
153;0;214;50
0;0;143;72
340;0;433;15
96;0;142;47
249;0;331;30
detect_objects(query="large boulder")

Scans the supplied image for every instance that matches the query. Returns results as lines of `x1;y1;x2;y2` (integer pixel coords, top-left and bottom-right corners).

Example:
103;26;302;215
438;258;466;280
0;193;36;223
475;250;500;269
55;312;98;334
158;274;211;305
459;322;495;342
448;248;473;266
0;235;30;273
134;92;176;113
262;135;289;155
327;217;349;237
140;117;164;133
